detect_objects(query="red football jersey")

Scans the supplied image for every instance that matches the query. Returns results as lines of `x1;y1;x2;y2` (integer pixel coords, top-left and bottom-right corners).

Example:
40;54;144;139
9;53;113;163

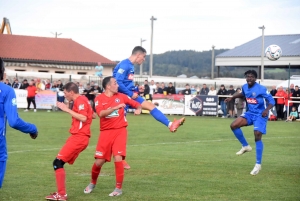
69;95;93;136
94;92;140;131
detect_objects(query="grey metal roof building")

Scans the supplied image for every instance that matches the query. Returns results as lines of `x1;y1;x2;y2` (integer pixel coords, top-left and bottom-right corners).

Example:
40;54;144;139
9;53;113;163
215;34;300;78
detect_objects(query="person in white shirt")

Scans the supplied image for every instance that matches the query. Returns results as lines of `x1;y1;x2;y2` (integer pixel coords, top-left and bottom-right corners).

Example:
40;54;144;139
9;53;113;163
208;86;217;95
149;80;157;100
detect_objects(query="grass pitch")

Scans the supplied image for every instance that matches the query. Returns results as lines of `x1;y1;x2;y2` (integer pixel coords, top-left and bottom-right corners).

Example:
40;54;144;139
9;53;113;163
1;110;300;201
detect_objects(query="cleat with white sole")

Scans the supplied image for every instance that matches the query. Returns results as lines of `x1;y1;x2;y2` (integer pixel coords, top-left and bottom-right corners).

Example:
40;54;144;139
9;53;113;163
250;164;261;175
236;145;252;155
84;183;95;194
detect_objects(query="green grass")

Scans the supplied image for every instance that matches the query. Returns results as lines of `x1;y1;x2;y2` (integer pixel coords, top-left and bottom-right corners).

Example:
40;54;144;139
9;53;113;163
1;110;300;201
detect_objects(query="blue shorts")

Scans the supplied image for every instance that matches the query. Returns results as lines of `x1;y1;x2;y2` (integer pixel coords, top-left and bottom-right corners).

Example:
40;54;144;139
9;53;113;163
135;96;145;104
0;160;7;188
240;112;268;134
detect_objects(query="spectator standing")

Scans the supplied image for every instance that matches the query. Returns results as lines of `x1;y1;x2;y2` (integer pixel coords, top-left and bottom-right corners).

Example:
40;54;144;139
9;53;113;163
292;85;300;111
133;82;140;94
270;86;277;116
155;82;162;94
149;80;156;97
200;84;209;95
24;81;37;112
234;88;244;117
143;80;150;99
275;86;287;120
12;79;20;89
190;85;196;95
208;86;217;95
166;82;176;95
227;85;236;118
284;89;293;118
45;79;52;90
83;83;95;106
217;84;227;118
181;84;191;95
78;83;85;94
4;79;11;87
290;83;295;94
19;79;29;89
36;78;45;91
160;82;167;95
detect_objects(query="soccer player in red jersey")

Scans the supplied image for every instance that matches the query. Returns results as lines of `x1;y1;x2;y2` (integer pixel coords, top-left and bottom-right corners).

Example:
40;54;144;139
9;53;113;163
84;76;142;197
45;82;93;201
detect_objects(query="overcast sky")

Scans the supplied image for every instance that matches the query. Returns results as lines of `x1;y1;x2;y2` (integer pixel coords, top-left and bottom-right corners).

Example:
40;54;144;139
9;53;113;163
1;0;300;61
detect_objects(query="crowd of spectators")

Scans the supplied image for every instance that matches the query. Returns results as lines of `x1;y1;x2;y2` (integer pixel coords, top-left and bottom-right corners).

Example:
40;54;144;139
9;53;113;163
4;77;300;121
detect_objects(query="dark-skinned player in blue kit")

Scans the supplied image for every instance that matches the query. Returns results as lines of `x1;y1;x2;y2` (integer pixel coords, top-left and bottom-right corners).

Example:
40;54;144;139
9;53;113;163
113;46;185;169
225;70;275;175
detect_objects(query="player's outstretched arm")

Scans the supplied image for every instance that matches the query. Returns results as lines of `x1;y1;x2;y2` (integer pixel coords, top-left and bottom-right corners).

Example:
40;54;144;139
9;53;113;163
99;103;126;118
4;87;38;137
225;92;244;103
56;101;87;122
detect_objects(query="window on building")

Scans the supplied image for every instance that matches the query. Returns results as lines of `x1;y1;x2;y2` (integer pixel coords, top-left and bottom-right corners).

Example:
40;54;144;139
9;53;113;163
38;70;49;73
55;71;65;74
15;69;26;71
77;72;87;75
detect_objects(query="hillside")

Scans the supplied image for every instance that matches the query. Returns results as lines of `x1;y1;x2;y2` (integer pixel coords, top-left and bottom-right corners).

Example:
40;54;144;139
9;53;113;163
135;49;296;79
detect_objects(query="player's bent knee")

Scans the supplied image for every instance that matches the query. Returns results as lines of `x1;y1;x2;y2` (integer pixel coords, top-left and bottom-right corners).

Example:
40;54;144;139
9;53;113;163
94;159;105;167
53;158;65;171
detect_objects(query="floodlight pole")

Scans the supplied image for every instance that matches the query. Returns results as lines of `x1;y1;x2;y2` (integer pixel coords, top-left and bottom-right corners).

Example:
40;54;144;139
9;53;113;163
140;38;146;76
150;16;157;78
259;25;265;82
211;45;215;79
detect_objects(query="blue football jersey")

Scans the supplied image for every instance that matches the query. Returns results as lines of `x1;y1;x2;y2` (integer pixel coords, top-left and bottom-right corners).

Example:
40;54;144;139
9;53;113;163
242;82;275;115
112;59;135;97
0;83;37;161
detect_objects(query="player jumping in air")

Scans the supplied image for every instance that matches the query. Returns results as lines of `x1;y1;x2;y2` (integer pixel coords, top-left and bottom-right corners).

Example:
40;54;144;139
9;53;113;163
45;82;93;201
84;76;142;196
113;46;185;169
225;70;275;175
0;58;38;188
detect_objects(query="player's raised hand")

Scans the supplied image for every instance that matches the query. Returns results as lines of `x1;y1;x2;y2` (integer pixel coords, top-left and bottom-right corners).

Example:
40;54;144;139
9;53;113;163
56;101;69;112
29;132;38;139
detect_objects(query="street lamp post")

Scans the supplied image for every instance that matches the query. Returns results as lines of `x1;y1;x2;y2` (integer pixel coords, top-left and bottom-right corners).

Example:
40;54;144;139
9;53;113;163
150;16;157;78
140;38;146;76
259;25;265;82
211;45;215;79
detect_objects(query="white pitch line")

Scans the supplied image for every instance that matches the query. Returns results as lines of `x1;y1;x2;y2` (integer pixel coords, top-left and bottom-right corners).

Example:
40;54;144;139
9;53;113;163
7;136;300;154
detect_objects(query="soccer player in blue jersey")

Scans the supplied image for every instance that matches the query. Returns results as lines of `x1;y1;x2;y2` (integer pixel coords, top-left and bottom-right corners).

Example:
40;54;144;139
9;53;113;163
0;58;38;188
113;46;185;169
113;46;185;132
225;70;275;175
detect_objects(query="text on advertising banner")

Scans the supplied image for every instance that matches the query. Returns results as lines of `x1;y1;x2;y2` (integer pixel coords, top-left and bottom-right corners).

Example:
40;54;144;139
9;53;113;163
185;95;218;116
152;94;185;115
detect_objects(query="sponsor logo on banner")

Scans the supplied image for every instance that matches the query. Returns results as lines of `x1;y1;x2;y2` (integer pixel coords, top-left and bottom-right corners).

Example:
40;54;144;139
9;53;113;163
246;98;258;104
189;97;203;114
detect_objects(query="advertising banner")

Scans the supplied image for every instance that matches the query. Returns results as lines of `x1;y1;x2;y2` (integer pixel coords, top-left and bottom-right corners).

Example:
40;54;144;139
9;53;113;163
152;94;185;115
14;89;57;109
184;95;218;116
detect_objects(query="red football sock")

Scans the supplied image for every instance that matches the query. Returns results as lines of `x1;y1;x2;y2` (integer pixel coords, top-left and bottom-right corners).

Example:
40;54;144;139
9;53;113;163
91;163;102;185
115;161;124;189
55;168;66;195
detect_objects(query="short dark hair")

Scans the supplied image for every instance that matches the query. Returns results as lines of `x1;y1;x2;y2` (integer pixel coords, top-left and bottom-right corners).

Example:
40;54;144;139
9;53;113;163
132;46;146;55
63;82;79;93
102;76;113;89
244;70;257;78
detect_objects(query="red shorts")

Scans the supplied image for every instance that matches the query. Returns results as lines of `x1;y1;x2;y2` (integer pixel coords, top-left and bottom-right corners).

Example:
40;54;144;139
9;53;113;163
95;127;127;162
57;135;89;164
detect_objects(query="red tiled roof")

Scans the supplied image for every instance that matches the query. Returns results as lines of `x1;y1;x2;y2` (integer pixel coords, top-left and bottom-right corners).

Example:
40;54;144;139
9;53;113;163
0;34;116;65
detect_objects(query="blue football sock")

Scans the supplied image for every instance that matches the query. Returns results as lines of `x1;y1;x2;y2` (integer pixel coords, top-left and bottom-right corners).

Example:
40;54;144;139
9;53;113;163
150;108;170;127
232;128;248;146
255;140;264;164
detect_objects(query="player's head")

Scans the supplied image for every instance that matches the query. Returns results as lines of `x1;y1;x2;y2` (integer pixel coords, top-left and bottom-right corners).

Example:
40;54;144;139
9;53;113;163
131;46;146;65
0;58;5;81
244;70;257;87
63;82;79;101
102;76;119;94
